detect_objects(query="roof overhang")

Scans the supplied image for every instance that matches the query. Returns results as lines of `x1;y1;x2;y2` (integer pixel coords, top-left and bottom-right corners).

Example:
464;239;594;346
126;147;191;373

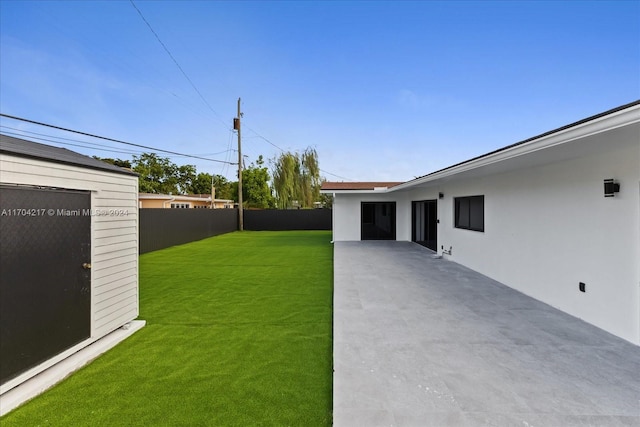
320;182;403;194
324;101;639;195
391;102;639;192
138;194;213;202
321;187;397;195
1;134;138;177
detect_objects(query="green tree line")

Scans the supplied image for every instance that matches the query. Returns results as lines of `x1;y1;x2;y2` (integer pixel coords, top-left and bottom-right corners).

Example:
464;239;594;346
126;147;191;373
95;147;330;209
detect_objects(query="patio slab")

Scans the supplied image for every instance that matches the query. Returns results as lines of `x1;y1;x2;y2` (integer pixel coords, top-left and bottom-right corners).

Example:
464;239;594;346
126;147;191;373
333;241;640;427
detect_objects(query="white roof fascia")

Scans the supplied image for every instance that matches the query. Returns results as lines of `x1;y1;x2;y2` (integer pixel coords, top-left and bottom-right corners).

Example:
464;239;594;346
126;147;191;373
389;103;640;192
138;194;171;200
172;196;212;202
138;194;212;202
319;188;392;195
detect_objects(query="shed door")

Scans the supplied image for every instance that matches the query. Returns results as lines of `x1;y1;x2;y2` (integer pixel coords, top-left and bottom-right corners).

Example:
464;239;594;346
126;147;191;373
0;186;91;385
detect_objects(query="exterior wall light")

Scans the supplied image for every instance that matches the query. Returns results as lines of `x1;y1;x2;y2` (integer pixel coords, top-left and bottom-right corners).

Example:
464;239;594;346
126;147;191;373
439;192;444;199
604;179;620;197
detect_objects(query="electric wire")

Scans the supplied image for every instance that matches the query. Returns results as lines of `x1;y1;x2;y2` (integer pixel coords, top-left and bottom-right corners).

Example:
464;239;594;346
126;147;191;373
0;114;236;165
1;127;235;161
0;131;145;157
244;123;353;181
244;125;286;152
220;129;235;177
0;126;142;155
129;0;229;130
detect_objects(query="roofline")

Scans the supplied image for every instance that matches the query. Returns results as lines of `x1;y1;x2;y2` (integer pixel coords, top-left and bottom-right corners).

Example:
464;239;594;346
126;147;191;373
320;188;398;194
0;134;139;177
389;100;640;192
138;193;234;202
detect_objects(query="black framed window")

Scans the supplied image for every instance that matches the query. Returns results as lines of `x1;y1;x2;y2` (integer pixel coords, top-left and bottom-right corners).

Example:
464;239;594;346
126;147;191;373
454;196;484;232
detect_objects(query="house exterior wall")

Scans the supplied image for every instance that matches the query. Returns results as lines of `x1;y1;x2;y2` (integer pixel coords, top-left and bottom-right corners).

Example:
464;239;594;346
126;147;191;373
139;199;166;208
139;196;233;209
329;133;639;344
332;192;408;241
430;139;639;344
213;200;234;209
139;198;211;208
0;153;139;388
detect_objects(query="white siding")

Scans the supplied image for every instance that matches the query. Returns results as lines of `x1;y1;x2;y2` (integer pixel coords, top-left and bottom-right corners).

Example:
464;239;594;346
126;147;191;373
0;154;139;340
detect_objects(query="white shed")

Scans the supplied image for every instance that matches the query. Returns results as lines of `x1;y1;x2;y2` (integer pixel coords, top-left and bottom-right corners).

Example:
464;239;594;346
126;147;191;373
0;134;143;411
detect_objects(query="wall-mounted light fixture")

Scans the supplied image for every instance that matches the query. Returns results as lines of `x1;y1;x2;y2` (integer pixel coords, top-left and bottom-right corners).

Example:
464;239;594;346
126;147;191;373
438;192;444;199
604;179;620;198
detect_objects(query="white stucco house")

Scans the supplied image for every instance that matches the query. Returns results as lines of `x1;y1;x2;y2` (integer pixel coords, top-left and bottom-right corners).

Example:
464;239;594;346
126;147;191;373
322;100;640;345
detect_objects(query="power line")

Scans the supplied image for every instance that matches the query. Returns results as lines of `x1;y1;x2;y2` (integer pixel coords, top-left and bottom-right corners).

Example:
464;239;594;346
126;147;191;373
1;126;236;161
244;123;353;181
221;128;235;177
244;126;287;152
0;130;146;157
318;169;353;181
129;0;229;129
0;126;142;155
0;113;236;165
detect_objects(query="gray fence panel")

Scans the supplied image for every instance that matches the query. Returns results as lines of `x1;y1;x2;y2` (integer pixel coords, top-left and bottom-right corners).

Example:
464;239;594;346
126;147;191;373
139;209;238;254
244;209;332;231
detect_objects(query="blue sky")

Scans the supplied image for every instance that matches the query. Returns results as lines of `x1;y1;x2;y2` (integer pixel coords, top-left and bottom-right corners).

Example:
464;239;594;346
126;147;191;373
1;1;638;182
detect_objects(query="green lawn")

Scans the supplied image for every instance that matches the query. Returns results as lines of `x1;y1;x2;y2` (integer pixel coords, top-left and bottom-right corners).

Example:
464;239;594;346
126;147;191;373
1;231;333;426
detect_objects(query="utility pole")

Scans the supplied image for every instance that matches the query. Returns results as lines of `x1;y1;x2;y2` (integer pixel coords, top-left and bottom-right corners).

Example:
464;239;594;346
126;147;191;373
234;97;243;231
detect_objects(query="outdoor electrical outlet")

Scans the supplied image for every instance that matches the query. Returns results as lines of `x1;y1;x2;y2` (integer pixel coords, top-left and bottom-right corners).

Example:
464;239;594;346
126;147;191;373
579;282;586;292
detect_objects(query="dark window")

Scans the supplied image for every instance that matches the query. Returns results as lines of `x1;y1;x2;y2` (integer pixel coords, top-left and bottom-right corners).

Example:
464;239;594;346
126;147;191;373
454;196;484;232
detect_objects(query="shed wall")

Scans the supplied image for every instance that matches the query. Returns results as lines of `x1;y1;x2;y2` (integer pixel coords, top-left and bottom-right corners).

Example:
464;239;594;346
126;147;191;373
0;154;139;341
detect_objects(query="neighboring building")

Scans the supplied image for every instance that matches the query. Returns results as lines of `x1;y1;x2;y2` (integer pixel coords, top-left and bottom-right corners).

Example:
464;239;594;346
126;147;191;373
322;100;640;345
138;193;235;209
0;134;143;411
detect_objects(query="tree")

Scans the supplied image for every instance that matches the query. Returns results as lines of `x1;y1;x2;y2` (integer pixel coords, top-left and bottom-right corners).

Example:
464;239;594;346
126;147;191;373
300;147;321;207
212;174;235;200
241;155;275;209
188;173;235;200
271;147;321;208
93;156;132;169
319;183;333;209
189;172;213;195
176;164;196;194
271;152;298;209
132;153;180;194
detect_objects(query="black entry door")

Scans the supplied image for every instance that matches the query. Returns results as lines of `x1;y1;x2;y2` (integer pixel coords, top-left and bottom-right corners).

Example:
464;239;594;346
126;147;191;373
0;186;91;385
361;202;396;240
412;200;437;251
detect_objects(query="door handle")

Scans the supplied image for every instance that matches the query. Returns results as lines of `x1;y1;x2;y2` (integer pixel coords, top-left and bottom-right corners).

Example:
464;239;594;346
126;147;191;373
82;263;92;269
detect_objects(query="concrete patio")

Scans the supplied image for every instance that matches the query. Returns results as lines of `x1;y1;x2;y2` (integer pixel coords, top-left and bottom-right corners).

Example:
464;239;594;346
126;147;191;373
333;241;640;426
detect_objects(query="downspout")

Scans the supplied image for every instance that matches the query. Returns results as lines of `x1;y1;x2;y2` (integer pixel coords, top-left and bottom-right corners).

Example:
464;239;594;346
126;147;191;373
331;192;336;243
163;197;175;209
